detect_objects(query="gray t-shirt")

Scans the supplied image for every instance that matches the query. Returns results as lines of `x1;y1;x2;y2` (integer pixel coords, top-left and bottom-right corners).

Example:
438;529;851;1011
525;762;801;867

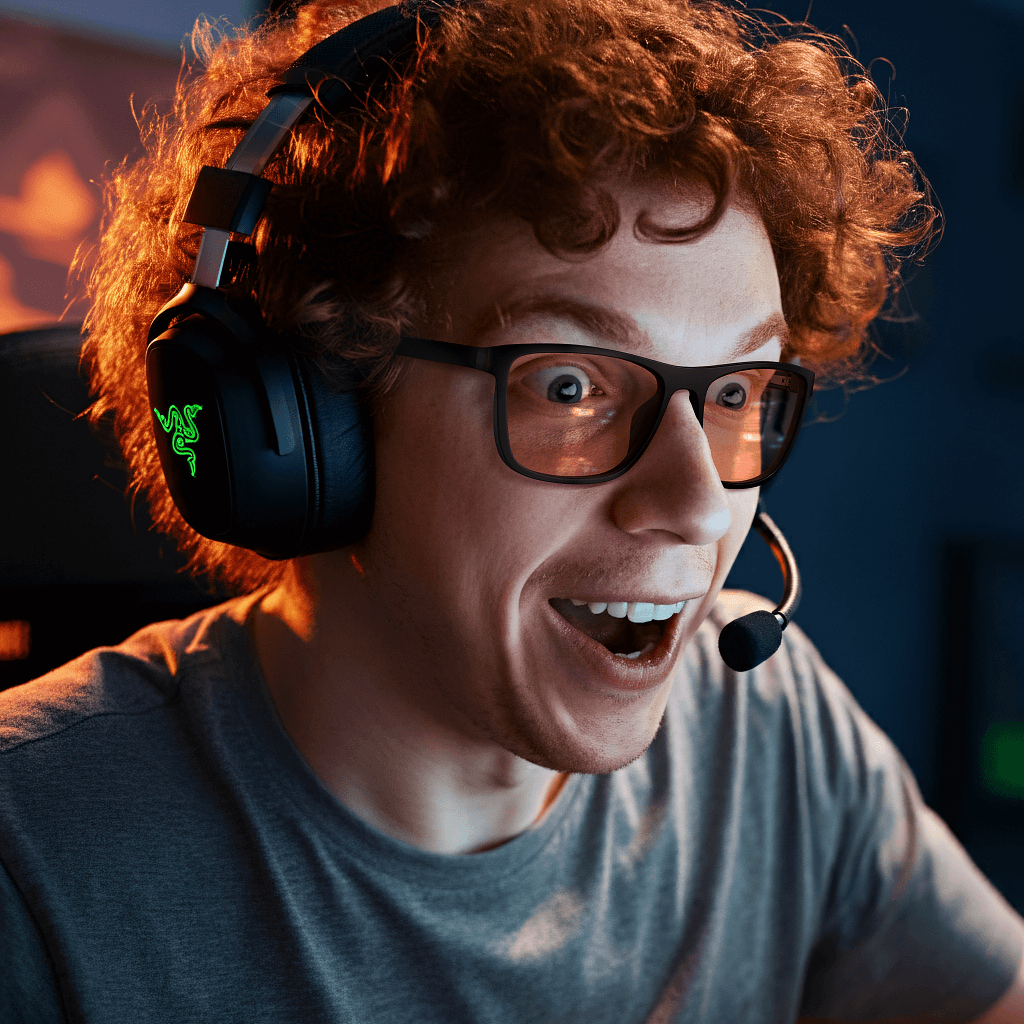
1;590;1021;1023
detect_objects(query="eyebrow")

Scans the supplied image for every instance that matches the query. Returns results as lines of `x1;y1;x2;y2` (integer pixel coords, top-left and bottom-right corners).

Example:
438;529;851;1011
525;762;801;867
729;311;790;359
476;295;789;360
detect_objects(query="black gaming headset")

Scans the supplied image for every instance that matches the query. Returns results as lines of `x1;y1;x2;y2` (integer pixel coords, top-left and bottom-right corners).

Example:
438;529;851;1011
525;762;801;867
146;1;455;561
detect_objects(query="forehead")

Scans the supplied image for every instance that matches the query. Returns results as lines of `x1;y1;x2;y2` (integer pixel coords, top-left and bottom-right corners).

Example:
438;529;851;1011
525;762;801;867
429;180;785;363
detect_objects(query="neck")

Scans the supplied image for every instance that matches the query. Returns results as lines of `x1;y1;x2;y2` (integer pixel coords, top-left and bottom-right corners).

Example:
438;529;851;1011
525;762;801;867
249;556;569;855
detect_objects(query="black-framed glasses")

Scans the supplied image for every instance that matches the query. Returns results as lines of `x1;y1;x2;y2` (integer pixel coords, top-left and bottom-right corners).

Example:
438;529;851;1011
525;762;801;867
394;337;815;488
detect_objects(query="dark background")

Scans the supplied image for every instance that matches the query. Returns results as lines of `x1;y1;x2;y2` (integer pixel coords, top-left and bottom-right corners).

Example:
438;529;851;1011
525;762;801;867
0;0;1021;909
725;0;1024;911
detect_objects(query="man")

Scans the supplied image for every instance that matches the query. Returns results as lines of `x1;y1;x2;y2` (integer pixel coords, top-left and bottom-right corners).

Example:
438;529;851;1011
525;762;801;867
2;0;1022;1020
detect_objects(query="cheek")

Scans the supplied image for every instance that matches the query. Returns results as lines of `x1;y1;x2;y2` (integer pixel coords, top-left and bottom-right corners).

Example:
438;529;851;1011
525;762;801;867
364;370;577;603
372;368;490;511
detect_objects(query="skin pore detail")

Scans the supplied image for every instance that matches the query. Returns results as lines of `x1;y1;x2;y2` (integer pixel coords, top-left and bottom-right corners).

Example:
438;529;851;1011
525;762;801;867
250;179;784;856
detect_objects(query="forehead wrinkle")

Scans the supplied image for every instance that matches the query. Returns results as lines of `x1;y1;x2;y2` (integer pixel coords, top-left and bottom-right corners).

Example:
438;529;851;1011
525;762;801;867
472;294;655;354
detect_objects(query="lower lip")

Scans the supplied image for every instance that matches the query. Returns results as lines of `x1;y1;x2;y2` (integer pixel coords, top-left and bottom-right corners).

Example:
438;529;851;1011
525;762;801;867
542;600;691;694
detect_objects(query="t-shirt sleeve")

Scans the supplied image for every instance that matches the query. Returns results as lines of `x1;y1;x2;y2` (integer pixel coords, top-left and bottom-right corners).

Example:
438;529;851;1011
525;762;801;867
786;630;1024;1022
0;855;64;1022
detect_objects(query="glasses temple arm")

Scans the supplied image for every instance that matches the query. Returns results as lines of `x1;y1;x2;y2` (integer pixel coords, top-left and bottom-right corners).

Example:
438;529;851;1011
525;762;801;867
395;336;495;372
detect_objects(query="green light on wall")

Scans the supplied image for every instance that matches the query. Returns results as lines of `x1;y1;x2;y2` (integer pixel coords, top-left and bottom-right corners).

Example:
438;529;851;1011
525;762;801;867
981;721;1024;800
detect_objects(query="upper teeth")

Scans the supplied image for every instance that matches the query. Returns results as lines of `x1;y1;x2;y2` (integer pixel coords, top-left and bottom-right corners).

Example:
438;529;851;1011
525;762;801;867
568;600;685;623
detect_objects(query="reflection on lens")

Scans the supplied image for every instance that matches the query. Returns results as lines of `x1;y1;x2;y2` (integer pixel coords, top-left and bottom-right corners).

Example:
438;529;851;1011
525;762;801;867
704;368;799;483
507;353;659;476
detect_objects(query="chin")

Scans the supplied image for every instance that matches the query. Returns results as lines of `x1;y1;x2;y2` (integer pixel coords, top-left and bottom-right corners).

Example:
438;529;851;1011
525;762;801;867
498;714;664;776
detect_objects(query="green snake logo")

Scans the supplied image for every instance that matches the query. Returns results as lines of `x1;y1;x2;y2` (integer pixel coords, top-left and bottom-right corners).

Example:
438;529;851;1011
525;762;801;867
153;404;203;477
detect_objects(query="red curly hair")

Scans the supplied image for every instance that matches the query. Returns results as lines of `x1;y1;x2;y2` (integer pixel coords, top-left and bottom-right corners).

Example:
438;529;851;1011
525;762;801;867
82;0;936;594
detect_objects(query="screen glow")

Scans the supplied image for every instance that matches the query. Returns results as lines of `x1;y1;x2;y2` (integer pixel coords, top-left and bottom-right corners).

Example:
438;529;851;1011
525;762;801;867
0;620;30;661
981;721;1024;800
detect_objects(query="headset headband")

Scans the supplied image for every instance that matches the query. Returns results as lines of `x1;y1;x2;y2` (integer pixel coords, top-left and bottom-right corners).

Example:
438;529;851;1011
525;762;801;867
145;1;458;559
181;1;452;292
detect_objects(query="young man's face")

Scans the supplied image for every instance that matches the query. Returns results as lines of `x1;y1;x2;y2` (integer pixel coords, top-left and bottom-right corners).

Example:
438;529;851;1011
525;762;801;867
346;180;784;776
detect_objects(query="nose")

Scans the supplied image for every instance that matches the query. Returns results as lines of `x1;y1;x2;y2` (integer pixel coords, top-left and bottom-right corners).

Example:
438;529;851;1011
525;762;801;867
608;389;731;545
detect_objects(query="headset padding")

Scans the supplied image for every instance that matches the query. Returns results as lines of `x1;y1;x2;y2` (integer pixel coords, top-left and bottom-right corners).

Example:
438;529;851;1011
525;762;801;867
296;359;375;552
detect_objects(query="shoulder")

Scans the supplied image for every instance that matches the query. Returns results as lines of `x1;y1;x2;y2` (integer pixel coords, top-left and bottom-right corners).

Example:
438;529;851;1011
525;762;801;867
0;592;264;758
683;594;1024;1022
677;590;904;824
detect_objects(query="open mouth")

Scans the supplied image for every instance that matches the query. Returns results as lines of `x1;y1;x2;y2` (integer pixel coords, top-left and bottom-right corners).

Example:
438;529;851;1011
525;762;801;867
548;599;686;659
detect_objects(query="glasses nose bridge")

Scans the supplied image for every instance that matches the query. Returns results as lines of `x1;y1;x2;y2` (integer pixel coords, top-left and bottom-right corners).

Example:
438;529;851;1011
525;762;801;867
628;364;708;465
627;374;718;486
630;371;706;460
657;364;707;428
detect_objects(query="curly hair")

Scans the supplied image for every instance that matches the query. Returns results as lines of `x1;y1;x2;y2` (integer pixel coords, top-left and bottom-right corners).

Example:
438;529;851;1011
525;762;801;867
82;0;937;595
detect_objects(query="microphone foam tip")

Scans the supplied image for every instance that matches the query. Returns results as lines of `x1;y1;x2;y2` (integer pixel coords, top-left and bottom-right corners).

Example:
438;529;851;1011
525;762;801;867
718;609;783;672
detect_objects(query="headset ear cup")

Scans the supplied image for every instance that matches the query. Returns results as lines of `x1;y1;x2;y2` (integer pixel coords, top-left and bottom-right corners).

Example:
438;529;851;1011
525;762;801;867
148;285;377;557
148;314;318;559
295;359;375;552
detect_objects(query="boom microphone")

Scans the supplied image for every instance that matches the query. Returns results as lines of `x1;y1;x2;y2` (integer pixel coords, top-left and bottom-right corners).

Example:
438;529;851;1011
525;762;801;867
718;508;801;672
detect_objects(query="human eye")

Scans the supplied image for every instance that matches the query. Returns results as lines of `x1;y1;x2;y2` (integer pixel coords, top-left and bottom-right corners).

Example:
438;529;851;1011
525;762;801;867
710;370;766;412
529;363;602;404
511;356;610;406
713;378;749;410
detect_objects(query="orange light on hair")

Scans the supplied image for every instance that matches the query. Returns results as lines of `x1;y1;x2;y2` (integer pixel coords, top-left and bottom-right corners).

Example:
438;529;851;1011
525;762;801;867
349;552;365;576
0;620;31;661
79;0;937;596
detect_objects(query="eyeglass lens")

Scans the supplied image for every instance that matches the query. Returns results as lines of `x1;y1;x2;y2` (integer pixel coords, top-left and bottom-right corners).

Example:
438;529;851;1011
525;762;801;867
505;352;801;484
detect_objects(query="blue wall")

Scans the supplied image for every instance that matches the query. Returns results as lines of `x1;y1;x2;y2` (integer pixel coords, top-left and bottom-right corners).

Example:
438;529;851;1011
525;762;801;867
0;0;253;50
